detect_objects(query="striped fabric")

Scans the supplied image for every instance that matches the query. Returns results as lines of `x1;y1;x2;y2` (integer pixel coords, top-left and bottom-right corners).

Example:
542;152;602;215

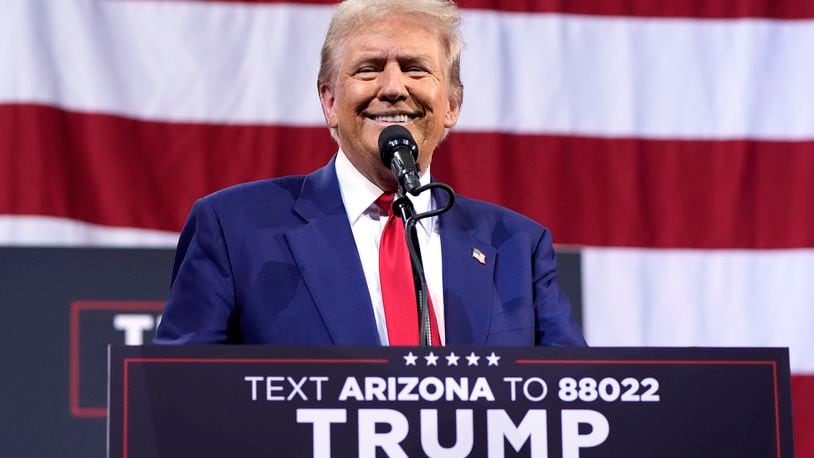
3;0;812;452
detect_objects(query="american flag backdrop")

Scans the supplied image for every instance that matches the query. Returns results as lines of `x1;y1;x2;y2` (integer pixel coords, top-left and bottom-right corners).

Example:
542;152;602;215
2;0;813;454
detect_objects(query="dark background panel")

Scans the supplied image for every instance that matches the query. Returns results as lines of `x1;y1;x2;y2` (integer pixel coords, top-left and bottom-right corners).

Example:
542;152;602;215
0;247;174;458
557;249;583;327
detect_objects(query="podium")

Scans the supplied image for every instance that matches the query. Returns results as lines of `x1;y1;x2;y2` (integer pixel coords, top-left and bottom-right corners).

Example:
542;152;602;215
108;346;793;457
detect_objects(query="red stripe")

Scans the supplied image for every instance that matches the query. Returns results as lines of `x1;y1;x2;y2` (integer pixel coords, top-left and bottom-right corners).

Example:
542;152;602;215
436;133;814;249
3;103;814;248
0;104;335;232
124;358;388;363
793;375;814;458
162;0;814;19
458;0;814;19
517;360;778;365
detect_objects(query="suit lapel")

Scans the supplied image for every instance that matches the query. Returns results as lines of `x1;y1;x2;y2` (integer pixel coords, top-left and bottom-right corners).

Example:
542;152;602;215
436;191;497;345
286;159;380;345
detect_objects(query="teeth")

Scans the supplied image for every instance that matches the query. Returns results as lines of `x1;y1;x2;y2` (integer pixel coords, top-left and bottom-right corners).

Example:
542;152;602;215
373;114;410;123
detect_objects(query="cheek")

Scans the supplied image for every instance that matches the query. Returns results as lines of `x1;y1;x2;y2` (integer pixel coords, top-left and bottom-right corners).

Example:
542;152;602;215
342;82;376;110
423;85;452;125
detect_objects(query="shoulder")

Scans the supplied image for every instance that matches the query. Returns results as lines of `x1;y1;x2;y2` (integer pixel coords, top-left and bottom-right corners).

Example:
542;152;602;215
171;175;312;242
444;193;558;257
195;158;338;219
203;175;305;207
191;175;307;223
453;194;549;239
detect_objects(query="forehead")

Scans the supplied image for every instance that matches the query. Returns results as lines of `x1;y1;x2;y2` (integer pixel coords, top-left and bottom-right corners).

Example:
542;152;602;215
338;15;447;65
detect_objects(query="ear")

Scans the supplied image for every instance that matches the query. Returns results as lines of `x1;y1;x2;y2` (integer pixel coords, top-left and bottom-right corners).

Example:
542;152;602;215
443;87;462;128
319;83;339;128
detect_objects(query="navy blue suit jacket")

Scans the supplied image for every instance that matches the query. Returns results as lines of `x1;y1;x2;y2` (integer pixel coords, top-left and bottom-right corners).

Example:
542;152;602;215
155;159;586;346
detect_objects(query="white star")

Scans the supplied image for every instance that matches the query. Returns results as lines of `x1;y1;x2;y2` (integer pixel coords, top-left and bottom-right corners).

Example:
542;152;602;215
486;352;501;366
466;352;480;366
445;352;460;366
404;352;418;366
424;352;439;366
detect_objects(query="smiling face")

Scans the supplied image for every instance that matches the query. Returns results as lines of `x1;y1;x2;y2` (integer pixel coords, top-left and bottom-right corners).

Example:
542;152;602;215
319;14;461;192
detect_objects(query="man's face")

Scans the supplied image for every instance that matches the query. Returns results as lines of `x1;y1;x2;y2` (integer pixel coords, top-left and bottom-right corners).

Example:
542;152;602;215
319;15;461;192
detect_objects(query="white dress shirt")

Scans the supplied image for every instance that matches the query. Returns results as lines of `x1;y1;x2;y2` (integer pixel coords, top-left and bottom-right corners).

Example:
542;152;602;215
335;150;445;345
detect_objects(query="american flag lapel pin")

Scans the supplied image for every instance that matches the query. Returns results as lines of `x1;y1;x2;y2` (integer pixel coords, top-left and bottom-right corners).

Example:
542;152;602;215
471;248;486;265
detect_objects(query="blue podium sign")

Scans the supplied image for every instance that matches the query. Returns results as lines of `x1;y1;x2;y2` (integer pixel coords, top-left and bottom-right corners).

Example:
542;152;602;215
108;346;793;458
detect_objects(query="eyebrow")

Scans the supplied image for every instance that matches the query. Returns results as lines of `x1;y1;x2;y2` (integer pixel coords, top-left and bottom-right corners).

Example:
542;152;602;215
347;52;435;69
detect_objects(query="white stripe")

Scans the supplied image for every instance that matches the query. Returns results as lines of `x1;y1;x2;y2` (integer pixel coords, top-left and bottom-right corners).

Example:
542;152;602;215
3;0;814;139
0;216;178;247
582;247;814;373
460;13;814;139
2;0;332;124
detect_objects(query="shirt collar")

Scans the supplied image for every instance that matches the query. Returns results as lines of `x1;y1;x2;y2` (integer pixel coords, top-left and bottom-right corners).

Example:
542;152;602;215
335;149;382;226
335;149;435;234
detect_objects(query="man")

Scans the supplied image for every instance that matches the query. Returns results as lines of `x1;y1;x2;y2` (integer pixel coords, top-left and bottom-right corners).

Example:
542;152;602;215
154;0;586;347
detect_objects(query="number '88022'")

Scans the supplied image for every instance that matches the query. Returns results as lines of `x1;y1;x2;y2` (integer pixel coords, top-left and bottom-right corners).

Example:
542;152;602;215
558;377;660;402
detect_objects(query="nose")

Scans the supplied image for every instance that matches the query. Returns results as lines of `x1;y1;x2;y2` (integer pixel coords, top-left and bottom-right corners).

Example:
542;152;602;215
378;62;408;102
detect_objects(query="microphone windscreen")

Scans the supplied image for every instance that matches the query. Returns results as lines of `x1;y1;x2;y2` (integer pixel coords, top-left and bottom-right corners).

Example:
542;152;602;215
378;125;418;166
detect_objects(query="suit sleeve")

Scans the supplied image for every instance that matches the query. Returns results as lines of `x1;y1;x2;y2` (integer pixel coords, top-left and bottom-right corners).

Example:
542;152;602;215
532;229;588;346
154;198;237;344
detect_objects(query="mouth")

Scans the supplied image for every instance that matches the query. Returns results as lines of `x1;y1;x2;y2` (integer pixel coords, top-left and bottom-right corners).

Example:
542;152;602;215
365;112;419;124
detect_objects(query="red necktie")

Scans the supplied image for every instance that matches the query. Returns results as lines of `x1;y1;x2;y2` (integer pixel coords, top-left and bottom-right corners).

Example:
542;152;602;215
376;194;440;346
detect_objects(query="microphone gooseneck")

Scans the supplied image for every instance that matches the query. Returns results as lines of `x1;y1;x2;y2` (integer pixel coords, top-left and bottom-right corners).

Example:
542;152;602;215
377;124;458;346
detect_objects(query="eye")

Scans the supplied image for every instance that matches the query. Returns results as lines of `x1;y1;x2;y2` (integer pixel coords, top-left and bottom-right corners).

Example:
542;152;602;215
353;66;379;79
405;66;428;76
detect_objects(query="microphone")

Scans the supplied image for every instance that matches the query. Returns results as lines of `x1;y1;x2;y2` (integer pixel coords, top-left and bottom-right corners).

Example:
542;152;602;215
378;125;421;195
